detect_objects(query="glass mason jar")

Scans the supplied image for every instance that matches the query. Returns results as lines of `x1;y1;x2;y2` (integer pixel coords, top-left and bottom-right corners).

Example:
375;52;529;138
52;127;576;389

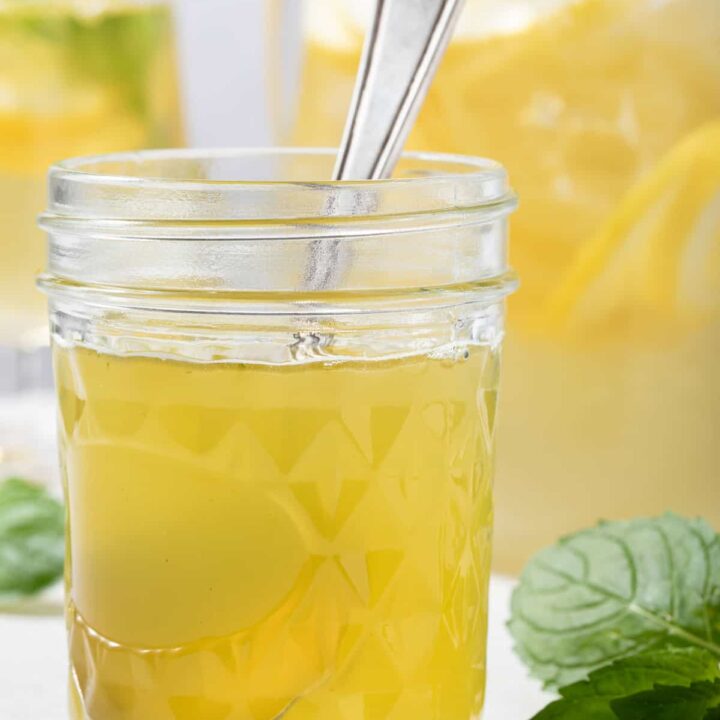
39;149;517;720
271;0;720;571
0;0;182;375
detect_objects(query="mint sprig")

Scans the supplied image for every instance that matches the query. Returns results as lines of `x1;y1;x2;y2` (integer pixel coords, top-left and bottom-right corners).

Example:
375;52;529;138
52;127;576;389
0;477;64;598
511;514;720;719
510;514;720;689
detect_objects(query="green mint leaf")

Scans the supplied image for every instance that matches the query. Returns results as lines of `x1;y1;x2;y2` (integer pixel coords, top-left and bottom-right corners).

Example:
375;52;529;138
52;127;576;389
0;477;64;597
611;679;720;720
531;648;720;720
509;514;720;688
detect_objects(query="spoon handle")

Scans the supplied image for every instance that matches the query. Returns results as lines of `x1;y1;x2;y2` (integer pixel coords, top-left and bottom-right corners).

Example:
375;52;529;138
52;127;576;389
333;0;466;181
304;0;465;289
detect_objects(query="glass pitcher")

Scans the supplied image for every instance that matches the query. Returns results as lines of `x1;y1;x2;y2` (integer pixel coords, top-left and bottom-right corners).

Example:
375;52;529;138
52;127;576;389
270;0;720;572
0;0;182;372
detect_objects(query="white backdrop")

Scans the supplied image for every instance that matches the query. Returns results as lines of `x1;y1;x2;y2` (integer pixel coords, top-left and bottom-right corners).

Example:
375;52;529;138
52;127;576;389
174;0;276;147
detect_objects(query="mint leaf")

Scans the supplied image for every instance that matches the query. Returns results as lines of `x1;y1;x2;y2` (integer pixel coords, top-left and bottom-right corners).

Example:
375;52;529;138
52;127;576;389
611;679;720;719
531;648;720;719
0;477;64;597
509;514;720;688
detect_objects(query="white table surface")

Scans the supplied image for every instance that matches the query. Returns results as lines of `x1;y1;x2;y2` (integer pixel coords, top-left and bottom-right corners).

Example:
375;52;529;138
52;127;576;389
0;392;552;718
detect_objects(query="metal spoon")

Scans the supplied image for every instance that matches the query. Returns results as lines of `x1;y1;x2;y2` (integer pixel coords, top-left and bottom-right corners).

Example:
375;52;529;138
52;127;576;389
334;0;466;181
304;0;465;288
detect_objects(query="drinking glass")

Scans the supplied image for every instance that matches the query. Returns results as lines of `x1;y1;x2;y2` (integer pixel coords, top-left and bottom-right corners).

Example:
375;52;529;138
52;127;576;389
0;0;182;408
273;0;720;571
40;148;516;720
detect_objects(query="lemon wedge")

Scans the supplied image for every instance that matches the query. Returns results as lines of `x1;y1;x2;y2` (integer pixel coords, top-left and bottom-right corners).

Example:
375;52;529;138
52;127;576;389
545;121;720;336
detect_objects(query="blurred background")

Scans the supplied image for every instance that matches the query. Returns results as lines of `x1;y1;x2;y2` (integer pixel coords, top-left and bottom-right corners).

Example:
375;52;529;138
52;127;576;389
1;0;719;570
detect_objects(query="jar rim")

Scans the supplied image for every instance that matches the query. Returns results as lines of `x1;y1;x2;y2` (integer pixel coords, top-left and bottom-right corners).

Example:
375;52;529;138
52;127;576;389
40;147;517;310
43;147;515;223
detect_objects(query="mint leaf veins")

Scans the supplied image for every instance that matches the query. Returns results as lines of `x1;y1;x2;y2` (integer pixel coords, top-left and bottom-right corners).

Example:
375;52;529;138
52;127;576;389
509;514;720;689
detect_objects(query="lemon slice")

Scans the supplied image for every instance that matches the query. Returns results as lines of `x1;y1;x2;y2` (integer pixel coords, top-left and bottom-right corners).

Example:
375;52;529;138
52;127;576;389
545;121;720;335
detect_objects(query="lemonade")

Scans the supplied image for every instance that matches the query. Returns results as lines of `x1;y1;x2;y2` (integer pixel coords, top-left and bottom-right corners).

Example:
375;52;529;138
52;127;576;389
288;0;720;570
57;344;497;720
0;0;181;345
